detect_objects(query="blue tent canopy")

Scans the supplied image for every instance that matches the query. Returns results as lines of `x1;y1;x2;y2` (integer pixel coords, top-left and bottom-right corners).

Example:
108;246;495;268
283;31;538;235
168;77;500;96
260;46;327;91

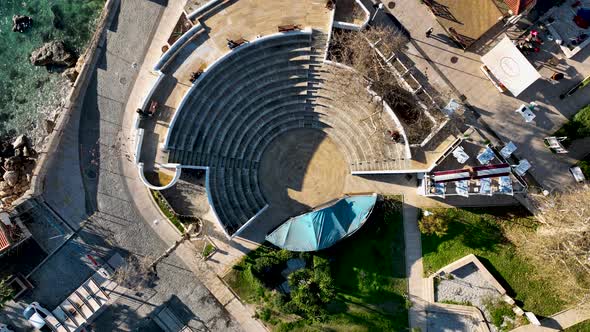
265;194;378;252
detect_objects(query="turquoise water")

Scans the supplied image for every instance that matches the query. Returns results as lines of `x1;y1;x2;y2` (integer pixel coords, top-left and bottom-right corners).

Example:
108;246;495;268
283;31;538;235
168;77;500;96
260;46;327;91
0;0;104;136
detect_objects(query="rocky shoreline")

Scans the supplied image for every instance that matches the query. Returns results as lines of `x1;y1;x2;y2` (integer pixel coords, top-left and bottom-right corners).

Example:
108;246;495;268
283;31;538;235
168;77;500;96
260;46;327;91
0;135;37;209
2;2;109;209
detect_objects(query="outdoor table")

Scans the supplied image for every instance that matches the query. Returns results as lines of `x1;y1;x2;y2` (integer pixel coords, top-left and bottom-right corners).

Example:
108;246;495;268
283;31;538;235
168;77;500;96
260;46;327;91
498;176;513;195
500;141;517;159
434;182;446;198
455;180;469;197
516;104;536;122
479;178;492;196
452;146;469;164
514;159;531;176
477;147;495;165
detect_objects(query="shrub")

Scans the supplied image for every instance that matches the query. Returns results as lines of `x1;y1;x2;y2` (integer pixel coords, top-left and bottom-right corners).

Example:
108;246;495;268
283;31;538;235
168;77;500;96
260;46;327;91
419;213;449;236
0;277;14;309
485;298;515;328
288;267;336;321
255;307;272;322
202;243;215;257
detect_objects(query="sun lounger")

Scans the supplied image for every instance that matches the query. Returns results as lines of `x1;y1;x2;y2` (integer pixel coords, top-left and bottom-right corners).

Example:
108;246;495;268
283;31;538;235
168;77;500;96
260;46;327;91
544;136;568;153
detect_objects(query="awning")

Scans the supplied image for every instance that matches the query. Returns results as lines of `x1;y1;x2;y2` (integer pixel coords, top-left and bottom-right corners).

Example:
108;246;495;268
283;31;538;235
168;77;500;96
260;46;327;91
473;163;511;179
265;194;377;252
433;169;471;183
481;36;540;96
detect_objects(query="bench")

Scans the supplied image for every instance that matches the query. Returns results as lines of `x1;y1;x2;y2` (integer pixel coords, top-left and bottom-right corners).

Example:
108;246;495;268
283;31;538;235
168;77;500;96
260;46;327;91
227;38;247;49
189;64;207;83
278;24;301;32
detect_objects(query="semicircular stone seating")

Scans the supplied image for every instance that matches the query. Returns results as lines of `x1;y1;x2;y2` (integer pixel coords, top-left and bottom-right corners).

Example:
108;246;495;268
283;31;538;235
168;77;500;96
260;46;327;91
166;31;406;237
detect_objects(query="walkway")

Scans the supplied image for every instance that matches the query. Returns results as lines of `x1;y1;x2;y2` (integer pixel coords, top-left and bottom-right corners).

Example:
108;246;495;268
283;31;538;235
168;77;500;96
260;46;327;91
7;0;255;331
121;1;266;331
402;190;428;331
382;0;590;191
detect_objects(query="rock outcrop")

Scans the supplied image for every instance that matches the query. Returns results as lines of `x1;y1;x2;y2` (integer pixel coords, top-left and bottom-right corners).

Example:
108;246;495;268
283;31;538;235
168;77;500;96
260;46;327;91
0;135;37;208
30;41;77;68
62;67;79;83
12;15;32;33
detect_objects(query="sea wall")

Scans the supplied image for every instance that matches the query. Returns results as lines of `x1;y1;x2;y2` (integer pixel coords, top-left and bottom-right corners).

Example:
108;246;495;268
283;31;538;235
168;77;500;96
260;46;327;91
13;0;121;207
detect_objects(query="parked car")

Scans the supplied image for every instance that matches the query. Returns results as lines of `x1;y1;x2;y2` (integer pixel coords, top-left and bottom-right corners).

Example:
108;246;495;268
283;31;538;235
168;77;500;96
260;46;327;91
23;302;53;331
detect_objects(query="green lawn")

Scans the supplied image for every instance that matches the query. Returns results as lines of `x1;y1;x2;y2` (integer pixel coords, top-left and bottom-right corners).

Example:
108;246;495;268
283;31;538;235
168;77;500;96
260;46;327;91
563;320;590;332
555;104;590;144
421;207;565;316
224;197;408;331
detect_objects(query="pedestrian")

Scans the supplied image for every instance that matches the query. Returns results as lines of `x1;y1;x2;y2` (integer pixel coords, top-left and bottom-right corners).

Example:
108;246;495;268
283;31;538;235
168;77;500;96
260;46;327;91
425;27;433;38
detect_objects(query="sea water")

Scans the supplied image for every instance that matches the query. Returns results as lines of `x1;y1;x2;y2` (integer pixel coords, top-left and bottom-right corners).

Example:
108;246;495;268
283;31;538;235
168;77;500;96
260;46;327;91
0;0;104;137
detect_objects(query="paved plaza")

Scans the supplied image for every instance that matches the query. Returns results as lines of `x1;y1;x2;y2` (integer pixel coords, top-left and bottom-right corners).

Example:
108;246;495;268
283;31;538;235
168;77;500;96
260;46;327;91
3;0;590;331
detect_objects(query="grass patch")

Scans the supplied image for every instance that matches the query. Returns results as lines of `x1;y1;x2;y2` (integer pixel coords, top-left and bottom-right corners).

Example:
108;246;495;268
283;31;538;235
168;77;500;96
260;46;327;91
202;243;215;257
564;319;590;331
421;207;566;316
555;104;590;143
150;190;185;233
224;197;409;331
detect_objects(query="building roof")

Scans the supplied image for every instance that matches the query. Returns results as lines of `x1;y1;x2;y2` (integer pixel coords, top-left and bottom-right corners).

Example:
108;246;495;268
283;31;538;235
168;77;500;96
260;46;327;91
504;0;536;15
265;194;377;252
481;36;540;96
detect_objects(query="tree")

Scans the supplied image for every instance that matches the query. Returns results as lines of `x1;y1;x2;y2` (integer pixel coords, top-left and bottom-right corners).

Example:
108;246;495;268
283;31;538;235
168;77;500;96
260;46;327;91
516;187;590;300
327;26;441;144
0;277;14;309
288;267;334;321
419;212;449;237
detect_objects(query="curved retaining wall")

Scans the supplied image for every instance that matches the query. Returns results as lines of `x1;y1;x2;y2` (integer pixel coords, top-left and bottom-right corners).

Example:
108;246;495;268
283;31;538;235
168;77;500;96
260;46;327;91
186;0;225;20
137;163;182;191
162;29;312;150
153;23;203;72
140;71;165;111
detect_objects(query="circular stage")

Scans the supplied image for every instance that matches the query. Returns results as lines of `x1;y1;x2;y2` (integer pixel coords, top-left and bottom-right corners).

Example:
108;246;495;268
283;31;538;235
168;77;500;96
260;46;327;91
259;128;348;217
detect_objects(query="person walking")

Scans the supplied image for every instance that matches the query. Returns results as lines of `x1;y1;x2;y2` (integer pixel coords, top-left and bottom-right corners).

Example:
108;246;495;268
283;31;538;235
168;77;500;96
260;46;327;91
425;27;434;38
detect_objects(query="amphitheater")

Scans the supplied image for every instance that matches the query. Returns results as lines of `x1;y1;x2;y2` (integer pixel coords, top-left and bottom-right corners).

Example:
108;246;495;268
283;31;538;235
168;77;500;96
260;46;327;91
133;0;459;243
